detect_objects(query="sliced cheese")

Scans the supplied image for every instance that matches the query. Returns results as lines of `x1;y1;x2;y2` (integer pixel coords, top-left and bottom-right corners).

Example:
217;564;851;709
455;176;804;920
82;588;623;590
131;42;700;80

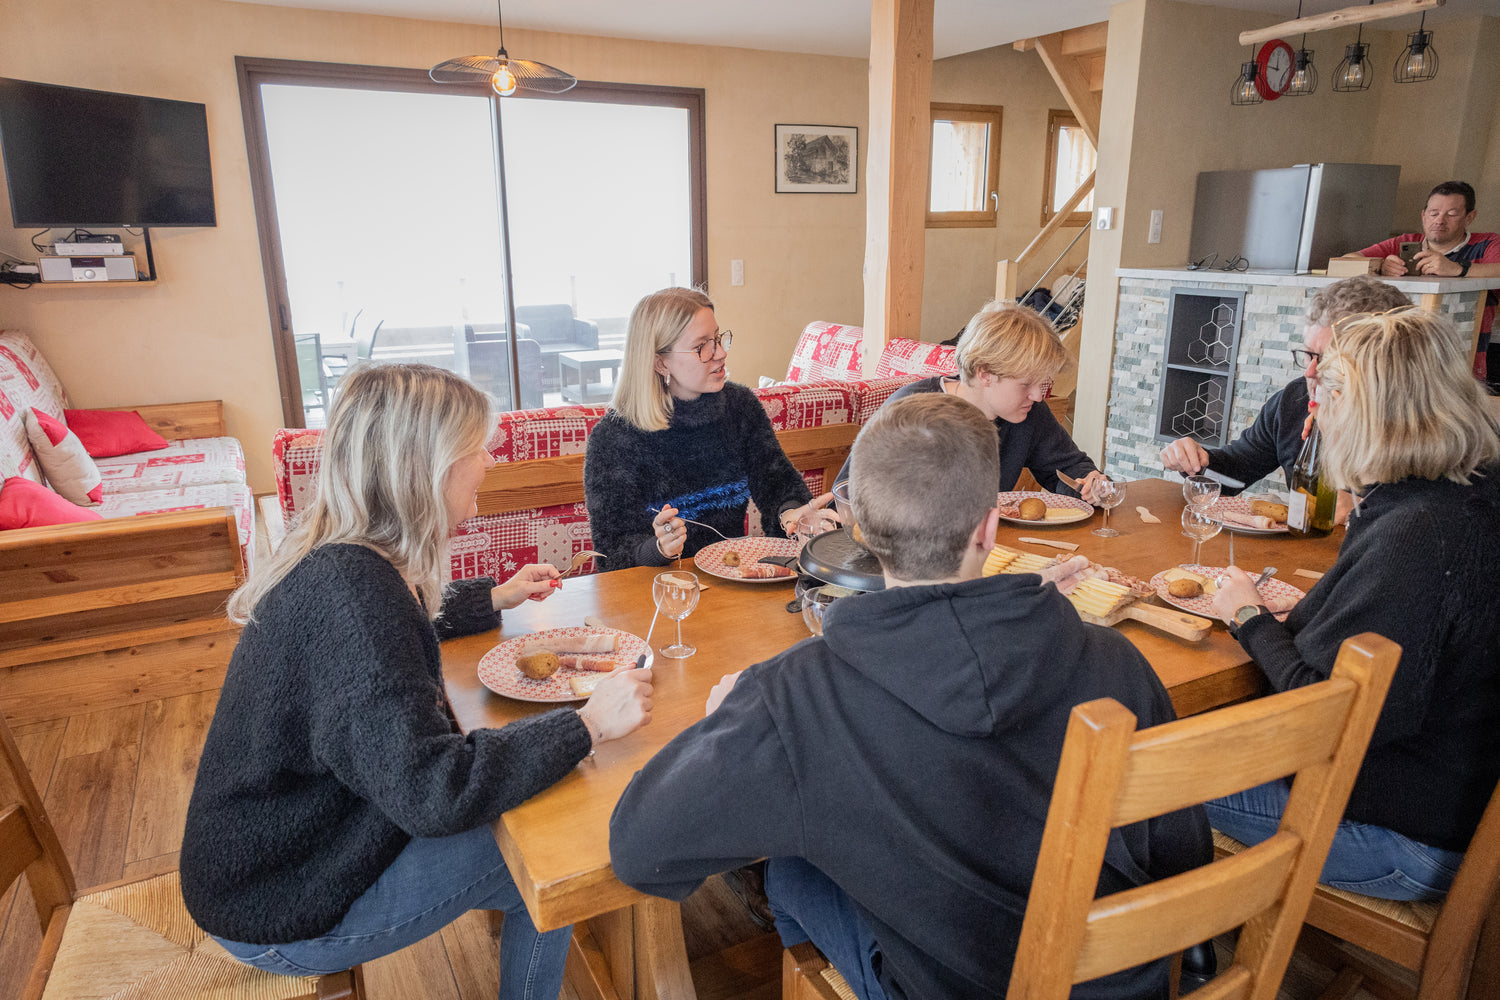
1044;508;1082;520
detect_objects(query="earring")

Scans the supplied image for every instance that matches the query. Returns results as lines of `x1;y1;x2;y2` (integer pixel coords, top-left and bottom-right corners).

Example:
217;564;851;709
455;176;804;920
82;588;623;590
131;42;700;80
664;372;671;388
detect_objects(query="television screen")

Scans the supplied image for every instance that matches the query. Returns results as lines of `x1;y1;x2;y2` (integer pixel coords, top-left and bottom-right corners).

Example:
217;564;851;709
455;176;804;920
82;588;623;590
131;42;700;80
0;77;215;228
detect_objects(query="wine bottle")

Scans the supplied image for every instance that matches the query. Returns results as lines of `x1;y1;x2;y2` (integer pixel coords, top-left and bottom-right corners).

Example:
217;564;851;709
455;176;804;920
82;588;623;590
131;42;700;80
1287;396;1336;538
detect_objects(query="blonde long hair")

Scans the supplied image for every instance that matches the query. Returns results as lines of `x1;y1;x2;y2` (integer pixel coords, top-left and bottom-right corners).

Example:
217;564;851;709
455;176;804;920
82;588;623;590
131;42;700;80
228;363;492;624
611;287;715;432
954;302;1069;386
1318;308;1500;491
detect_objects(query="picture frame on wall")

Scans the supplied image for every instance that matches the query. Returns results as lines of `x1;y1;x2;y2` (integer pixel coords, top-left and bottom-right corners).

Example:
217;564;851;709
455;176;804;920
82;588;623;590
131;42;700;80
774;124;858;194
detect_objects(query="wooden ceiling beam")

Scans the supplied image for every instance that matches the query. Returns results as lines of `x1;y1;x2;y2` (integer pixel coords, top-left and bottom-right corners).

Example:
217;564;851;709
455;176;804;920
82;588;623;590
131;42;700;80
1239;0;1443;46
1060;22;1109;56
1033;32;1101;148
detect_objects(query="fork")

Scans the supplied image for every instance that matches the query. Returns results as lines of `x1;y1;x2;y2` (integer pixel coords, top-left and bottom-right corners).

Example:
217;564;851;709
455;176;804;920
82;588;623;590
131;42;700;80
560;550;606;579
649;507;732;541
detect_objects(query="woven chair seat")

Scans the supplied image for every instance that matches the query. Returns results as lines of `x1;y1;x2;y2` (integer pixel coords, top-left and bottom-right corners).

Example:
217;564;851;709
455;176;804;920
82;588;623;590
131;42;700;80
41;871;319;1000
1212;829;1441;935
820;966;857;1000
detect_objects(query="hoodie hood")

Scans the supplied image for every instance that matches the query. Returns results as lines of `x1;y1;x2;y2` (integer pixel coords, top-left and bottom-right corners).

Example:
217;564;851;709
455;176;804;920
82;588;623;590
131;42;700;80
819;573;1088;737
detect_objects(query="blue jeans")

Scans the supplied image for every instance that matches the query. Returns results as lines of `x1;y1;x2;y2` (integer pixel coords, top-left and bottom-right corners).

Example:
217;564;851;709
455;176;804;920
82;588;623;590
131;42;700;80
1205;779;1464;901
766;857;888;1000
213;826;572;1000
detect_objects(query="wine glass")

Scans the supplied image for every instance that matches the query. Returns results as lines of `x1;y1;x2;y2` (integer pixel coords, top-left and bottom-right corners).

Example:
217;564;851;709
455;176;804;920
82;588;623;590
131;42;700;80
1091;475;1127;538
652;571;701;658
1181;506;1223;567
800;585;838;636
1183;475;1220;511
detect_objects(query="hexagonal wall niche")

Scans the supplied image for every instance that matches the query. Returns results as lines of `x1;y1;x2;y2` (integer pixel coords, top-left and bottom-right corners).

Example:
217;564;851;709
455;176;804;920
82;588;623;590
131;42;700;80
1170;378;1226;439
1187;304;1236;366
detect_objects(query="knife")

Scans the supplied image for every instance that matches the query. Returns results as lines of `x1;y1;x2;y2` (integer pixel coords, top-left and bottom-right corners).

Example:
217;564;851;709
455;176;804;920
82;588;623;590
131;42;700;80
1018;536;1081;552
1197;468;1246;490
1055;469;1085;492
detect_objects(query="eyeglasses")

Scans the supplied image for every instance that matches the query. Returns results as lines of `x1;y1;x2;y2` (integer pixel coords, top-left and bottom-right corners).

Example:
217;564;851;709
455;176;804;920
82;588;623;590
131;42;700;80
659;330;732;362
1291;348;1322;368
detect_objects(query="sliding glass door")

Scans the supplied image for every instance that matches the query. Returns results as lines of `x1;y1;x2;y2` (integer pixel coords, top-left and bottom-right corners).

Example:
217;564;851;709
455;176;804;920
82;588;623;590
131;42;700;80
238;59;705;427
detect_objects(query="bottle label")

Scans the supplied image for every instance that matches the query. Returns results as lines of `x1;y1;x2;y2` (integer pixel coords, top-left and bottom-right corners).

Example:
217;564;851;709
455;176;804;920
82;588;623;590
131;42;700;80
1288;490;1312;532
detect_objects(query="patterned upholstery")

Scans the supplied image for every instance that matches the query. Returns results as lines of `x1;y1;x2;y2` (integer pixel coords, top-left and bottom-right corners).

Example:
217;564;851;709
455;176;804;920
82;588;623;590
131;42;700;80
874;338;958;379
785;322;866;382
0;329;254;568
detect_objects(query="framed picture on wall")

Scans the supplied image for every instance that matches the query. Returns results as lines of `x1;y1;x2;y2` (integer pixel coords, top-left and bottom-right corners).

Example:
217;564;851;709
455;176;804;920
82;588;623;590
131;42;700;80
774;124;858;194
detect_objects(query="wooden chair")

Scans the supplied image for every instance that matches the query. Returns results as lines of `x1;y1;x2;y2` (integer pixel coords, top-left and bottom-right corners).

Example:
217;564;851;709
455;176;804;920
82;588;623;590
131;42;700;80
1215;779;1500;1000
783;632;1399;1000
0;714;364;1000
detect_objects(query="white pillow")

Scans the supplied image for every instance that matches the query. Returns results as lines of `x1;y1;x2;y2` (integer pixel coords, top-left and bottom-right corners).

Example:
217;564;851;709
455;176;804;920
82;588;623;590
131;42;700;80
24;407;103;506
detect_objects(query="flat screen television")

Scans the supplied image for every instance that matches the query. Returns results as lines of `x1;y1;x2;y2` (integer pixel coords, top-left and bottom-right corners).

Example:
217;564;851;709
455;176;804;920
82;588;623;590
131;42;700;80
0;77;215;228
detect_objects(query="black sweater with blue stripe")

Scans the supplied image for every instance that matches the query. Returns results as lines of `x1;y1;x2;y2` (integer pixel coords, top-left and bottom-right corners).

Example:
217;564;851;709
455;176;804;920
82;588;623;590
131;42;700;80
584;382;812;568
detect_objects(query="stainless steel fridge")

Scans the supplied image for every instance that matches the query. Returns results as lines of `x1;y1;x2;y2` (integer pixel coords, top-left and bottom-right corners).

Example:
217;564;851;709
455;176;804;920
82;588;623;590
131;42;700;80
1187;163;1401;273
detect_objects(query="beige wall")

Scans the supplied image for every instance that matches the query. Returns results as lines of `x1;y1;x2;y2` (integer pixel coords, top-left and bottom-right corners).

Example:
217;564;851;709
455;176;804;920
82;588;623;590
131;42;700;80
0;0;869;491
922;43;1087;340
1075;0;1500;458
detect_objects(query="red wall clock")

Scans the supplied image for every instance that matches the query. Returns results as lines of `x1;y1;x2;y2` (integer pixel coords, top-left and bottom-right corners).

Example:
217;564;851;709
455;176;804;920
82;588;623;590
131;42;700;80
1256;39;1295;100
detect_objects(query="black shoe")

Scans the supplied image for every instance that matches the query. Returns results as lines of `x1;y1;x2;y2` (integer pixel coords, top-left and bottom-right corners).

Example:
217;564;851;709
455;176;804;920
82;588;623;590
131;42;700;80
1177;941;1218;994
722;861;776;932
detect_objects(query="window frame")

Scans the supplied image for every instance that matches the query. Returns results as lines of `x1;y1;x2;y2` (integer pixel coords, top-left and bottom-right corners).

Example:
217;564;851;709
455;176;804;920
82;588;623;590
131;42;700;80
234;56;706;427
925;102;1002;230
1041;108;1094;228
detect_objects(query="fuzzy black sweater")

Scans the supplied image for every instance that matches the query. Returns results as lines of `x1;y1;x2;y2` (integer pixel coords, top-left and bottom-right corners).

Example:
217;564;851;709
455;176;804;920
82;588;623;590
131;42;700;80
1236;466;1500;851
584;382;812;568
179;544;592;944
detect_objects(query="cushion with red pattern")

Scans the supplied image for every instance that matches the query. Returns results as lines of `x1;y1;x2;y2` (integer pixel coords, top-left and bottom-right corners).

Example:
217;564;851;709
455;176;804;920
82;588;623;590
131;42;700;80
24;407;102;505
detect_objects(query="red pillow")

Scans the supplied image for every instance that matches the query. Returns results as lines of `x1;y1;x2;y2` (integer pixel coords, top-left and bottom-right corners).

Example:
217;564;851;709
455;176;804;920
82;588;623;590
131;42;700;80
63;408;170;459
0;476;105;529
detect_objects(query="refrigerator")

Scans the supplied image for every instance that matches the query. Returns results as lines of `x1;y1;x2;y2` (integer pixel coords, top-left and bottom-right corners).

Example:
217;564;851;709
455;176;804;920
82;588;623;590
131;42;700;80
1187;163;1401;273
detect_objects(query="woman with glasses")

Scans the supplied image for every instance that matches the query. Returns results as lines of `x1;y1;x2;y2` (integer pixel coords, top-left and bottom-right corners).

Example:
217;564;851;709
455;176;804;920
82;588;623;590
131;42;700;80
585;287;833;568
1208;306;1500;901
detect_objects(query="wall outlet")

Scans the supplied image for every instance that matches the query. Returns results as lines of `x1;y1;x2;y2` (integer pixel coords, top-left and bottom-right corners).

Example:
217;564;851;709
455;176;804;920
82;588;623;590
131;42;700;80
730;259;744;286
1095;207;1113;231
1148;209;1163;244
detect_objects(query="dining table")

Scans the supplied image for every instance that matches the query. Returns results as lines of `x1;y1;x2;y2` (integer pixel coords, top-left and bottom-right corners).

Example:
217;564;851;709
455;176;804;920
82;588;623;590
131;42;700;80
440;476;1347;1000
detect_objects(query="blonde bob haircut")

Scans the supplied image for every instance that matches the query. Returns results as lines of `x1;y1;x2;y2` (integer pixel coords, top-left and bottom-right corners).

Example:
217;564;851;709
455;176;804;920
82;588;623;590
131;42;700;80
850;393;999;581
954;302;1069;387
227;362;492;624
611;286;716;432
1317;308;1500;492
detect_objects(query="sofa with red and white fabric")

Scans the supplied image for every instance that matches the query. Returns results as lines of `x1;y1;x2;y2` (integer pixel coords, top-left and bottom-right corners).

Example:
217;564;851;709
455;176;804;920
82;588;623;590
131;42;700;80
780;322;958;423
0;329;254;566
271;375;912;584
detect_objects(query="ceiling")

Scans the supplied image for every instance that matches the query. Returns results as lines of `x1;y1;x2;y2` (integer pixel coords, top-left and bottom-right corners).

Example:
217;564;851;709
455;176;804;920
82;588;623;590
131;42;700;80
233;0;1496;60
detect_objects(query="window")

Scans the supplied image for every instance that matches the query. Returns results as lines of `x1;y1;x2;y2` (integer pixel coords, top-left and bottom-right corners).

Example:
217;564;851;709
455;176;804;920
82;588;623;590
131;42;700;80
236;58;705;427
1042;109;1096;226
926;103;1001;229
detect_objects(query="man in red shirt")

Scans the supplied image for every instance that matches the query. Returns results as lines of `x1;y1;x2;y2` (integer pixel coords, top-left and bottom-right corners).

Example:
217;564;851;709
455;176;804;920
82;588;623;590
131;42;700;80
1342;180;1500;386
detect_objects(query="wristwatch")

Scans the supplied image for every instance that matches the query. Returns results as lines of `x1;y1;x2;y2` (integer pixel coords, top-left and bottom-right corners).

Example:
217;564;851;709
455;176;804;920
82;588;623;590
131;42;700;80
1232;604;1270;628
1459;260;1472;277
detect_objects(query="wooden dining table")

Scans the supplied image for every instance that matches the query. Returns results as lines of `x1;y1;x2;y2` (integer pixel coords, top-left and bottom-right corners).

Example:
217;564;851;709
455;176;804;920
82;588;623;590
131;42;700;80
440;476;1347;999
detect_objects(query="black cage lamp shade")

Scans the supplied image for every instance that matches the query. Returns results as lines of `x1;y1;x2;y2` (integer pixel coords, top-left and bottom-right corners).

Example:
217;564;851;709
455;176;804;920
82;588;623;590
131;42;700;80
1394;18;1438;83
1231;61;1264;105
1286;45;1318;95
1333;39;1373;91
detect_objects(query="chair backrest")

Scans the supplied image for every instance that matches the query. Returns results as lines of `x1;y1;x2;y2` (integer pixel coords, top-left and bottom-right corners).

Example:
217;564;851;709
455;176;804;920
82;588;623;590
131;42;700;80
352;316;383;360
0;712;76;950
1006;632;1400;1000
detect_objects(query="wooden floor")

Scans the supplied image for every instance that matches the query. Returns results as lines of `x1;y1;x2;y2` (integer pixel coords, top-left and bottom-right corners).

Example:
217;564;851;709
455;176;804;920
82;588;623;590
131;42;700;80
0;687;1398;1000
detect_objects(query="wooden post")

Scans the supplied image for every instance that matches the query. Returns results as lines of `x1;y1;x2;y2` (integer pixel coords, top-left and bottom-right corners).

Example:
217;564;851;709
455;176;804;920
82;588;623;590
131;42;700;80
996;260;1019;303
862;0;935;375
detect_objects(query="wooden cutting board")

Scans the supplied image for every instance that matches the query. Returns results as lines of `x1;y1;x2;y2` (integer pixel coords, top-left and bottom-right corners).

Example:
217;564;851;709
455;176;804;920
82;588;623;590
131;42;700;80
1078;597;1213;641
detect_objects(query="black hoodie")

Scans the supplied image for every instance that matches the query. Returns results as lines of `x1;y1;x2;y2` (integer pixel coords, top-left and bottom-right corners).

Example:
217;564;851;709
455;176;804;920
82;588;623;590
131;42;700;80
610;572;1210;999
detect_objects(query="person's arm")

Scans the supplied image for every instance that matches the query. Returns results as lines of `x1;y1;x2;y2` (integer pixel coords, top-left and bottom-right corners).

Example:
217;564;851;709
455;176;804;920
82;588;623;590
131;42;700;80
610;668;803;899
309;577;593;837
1341;237;1405;277
433;577;499;641
1226;510;1447;747
1197;388;1292;495
731;386;813;536
1021;403;1096;497
584;418;671;569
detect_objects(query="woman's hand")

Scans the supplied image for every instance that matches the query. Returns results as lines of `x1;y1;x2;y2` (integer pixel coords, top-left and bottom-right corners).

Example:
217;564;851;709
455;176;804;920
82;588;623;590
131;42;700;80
1210;566;1265;624
780;493;837;536
491;563;561;610
578;663;654;744
1038;555;1090;595
1076;471;1111;505
653;505;686;560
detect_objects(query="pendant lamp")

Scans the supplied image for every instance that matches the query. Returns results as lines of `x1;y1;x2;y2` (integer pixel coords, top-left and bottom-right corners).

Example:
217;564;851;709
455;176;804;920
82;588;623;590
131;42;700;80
430;0;577;96
1332;24;1372;92
1394;13;1439;83
1286;44;1318;95
1231;59;1264;106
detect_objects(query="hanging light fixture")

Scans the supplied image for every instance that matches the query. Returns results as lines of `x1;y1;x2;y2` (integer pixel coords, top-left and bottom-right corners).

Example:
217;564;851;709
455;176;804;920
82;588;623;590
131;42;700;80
1231;53;1264;106
1393;12;1439;83
430;0;577;96
1283;5;1317;96
1332;24;1372;92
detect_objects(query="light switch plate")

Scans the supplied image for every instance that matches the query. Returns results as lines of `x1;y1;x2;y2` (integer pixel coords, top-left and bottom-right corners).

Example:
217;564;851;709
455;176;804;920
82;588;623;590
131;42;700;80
730;259;744;286
1095;207;1113;231
1148;209;1163;244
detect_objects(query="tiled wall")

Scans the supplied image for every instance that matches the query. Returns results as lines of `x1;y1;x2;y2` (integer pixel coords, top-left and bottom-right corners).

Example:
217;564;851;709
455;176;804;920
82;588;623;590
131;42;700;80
1104;276;1478;495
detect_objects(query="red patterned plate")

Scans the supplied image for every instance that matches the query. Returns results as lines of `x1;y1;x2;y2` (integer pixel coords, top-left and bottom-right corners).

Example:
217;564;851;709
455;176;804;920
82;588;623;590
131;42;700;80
694;537;801;584
996;490;1093;526
1149;565;1304;623
478;626;649;703
1205;495;1289;534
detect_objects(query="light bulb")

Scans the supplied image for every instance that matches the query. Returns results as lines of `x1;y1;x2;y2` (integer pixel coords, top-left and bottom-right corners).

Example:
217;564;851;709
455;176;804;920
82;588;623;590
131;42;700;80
1406;50;1426;74
491;63;518;96
1346;63;1364;86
